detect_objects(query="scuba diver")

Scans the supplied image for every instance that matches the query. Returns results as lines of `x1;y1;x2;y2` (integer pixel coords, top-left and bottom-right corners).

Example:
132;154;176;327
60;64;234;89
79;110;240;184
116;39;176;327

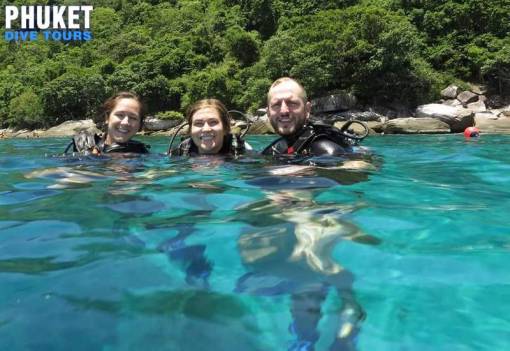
238;77;374;350
168;98;252;157
262;77;368;160
64;91;150;155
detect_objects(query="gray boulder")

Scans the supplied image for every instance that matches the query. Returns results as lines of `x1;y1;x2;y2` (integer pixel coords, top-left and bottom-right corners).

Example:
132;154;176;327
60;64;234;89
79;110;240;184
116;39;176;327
469;84;488;95
474;111;498;120
440;85;460;99
383;118;450;134
42;119;100;137
457;91;478;105
443;99;463;107
311;92;357;113
334;121;383;135
466;100;487;113
497;105;510;117
332;110;385;122
475;115;510;134
144;117;180;131
247;115;275;134
416;104;474;132
1;129;43;138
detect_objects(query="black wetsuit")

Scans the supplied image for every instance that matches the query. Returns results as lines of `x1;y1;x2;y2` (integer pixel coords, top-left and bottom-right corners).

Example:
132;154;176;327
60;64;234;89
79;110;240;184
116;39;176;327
65;131;150;154
261;123;353;157
175;134;246;157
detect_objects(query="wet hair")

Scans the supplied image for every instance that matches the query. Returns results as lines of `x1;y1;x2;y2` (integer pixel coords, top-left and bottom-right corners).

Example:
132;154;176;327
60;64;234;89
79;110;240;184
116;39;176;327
97;91;146;132
267;77;308;105
186;99;231;134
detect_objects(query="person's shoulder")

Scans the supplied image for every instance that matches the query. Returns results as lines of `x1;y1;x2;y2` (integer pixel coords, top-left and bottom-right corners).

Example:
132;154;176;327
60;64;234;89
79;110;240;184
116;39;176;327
309;137;349;156
104;139;150;154
127;139;150;154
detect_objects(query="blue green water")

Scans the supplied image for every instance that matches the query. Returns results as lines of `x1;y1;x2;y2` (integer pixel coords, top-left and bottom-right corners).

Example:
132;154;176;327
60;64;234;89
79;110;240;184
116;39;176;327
1;135;509;351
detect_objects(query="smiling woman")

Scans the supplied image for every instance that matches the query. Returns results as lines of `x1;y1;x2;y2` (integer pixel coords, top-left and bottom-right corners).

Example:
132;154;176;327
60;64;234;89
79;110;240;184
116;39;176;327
173;99;250;157
65;92;150;155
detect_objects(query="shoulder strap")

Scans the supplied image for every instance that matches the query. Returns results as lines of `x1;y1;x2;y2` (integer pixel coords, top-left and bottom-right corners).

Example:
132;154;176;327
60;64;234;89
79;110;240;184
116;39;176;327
230;134;246;157
177;138;193;156
304;123;355;149
289;126;316;154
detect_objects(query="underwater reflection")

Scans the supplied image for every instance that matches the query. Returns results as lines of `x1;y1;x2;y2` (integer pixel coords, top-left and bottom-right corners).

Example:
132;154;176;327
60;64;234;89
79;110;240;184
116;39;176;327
236;190;380;350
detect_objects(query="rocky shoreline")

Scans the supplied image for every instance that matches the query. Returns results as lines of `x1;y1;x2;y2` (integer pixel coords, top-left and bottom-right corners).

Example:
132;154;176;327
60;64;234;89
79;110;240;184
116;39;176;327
1;84;509;139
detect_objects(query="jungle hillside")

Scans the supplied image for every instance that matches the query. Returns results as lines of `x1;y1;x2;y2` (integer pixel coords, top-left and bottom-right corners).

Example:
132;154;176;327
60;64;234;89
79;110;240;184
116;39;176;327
1;0;509;129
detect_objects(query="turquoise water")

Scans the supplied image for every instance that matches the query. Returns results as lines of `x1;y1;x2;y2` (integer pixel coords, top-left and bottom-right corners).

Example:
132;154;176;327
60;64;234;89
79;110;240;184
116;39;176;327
1;135;509;351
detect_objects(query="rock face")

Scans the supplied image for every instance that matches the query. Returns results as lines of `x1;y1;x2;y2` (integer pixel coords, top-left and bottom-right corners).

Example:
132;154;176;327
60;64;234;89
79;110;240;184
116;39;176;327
41;119;101;137
311;92;357;113
416;104;474;132
443;99;463;107
475;115;510;133
247;115;274;134
497;105;510;117
334;121;383;135
330;110;385;122
143;117;181;131
383;117;450;134
441;85;460;99
457;91;478;105
469;84;488;95
0;128;44;138
466;100;487;113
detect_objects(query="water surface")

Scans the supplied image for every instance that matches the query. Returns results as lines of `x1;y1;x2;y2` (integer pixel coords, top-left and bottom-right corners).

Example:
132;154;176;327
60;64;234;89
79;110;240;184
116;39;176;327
1;134;509;351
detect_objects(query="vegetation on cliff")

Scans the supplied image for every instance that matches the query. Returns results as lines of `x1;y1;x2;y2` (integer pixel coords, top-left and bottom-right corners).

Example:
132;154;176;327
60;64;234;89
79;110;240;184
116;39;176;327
1;0;509;129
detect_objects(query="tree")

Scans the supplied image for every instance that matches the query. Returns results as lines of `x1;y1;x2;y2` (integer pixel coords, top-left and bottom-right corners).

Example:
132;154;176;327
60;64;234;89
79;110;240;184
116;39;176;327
225;26;260;67
8;89;46;129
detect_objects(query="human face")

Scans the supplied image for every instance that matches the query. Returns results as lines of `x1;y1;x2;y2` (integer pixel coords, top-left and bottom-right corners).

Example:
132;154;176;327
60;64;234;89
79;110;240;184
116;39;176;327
267;80;311;136
190;107;225;154
105;98;141;145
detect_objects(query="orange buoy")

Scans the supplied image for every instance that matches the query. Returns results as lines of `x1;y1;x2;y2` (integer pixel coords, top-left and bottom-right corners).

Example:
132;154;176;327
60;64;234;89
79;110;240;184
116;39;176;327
464;126;480;138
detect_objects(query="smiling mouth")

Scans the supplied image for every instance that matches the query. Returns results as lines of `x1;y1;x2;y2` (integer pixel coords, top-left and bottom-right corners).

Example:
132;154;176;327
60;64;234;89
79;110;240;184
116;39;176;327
116;127;130;134
200;134;215;141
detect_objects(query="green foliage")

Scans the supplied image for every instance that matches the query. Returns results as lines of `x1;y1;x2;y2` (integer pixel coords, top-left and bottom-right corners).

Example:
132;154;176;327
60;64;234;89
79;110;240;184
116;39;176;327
392;0;510;90
41;70;108;123
1;0;508;129
258;6;442;104
225;26;260;67
224;0;277;38
7;89;45;129
156;110;185;121
180;64;235;109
